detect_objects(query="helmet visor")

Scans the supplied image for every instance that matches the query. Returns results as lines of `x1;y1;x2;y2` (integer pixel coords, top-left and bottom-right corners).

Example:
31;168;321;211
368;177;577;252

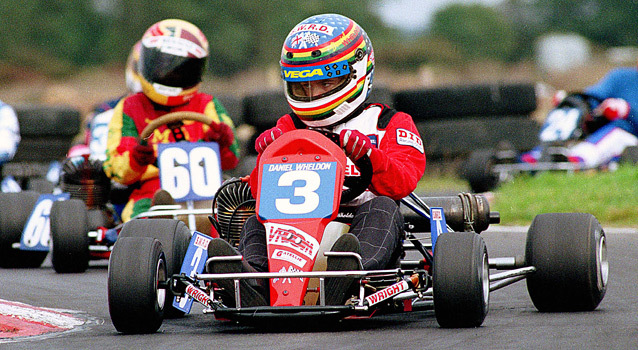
287;76;350;102
139;46;206;88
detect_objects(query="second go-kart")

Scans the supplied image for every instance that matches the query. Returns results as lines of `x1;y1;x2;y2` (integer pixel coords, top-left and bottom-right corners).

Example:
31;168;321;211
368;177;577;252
15;111;221;273
460;92;638;192
107;129;608;334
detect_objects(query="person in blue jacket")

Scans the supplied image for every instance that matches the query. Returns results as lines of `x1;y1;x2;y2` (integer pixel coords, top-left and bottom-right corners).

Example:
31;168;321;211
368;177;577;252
555;67;638;167
0;100;21;192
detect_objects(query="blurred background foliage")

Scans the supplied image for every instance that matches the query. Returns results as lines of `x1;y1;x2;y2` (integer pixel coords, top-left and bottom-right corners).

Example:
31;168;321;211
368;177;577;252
1;0;638;79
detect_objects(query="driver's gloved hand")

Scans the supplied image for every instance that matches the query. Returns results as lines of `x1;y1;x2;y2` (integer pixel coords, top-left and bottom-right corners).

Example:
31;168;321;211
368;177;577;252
595;98;630;121
255;127;283;154
205;121;234;149
339;129;372;161
131;143;156;167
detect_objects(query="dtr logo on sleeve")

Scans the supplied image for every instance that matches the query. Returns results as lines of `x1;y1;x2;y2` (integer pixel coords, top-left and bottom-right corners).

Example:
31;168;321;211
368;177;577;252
396;128;424;153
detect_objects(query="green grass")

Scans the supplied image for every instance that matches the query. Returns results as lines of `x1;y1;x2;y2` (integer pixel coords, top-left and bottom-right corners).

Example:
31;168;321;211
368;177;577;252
490;165;638;227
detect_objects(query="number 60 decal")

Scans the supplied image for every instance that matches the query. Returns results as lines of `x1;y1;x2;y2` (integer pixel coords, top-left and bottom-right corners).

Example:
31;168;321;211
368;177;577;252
157;142;222;202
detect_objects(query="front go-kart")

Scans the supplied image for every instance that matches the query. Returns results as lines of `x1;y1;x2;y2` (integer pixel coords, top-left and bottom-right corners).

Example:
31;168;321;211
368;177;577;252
107;129;608;334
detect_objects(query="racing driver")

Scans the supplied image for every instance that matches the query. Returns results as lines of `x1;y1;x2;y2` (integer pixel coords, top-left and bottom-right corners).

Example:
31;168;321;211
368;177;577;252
208;13;426;307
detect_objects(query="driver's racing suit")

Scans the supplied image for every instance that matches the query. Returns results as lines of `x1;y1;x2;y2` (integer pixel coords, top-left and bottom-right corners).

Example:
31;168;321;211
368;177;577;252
242;103;426;272
103;92;239;221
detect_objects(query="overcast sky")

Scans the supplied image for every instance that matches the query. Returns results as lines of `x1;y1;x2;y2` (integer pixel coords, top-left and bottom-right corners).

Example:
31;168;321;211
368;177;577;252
376;0;503;32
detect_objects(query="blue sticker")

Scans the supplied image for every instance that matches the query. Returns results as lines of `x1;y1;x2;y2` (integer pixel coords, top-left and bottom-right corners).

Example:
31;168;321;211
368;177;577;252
258;161;337;220
429;207;448;252
173;231;212;313
282;60;350;82
21;193;71;251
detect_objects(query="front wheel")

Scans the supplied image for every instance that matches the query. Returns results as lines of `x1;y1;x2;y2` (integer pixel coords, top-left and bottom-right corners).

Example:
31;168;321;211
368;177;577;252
117;219;191;318
525;213;608;312
433;232;489;328
50;199;90;273
108;237;166;334
0;191;48;268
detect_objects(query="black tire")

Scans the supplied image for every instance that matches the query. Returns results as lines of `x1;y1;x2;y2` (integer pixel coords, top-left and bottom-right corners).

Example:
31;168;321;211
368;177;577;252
433;232;490;328
525;213;608;312
13;105;82;163
118;219;192;317
108;237;166;334
0;191;48;268
459;149;499;193
50;199;90;273
26;178;55;194
393;83;537;121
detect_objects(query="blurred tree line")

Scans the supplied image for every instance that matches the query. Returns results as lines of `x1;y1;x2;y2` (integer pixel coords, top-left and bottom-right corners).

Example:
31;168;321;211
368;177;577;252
1;0;637;80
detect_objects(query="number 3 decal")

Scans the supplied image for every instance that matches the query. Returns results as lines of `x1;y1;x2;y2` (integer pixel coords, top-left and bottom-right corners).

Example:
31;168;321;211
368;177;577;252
275;170;320;214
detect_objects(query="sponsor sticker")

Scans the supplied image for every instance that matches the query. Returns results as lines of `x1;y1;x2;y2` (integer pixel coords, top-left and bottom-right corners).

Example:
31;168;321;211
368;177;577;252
271;248;307;268
396;128;424;153
365;280;410;306
265;223;319;260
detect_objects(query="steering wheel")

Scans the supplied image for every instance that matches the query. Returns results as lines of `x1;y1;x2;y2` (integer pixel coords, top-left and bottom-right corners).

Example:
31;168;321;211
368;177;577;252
310;130;373;204
139;111;213;142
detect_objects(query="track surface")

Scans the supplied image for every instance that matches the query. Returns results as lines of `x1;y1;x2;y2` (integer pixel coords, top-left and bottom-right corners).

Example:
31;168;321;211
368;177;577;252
1;226;637;349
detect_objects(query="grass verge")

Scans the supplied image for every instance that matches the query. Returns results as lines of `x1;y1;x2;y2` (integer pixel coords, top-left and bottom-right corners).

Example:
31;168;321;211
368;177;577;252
490;165;638;228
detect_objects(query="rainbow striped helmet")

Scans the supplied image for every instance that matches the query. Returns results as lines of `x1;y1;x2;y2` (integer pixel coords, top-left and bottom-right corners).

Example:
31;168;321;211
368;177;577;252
281;14;375;127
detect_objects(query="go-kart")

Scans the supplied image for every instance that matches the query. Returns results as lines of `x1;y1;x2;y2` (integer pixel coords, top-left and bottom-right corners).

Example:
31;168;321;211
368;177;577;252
107;129;608;334
460;92;637;193
0;112;221;272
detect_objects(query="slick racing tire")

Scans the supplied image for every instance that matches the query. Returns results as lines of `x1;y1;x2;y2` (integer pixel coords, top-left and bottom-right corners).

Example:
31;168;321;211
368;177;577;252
459;149;499;193
433;232;490;328
118;219;191;318
525;213;608;312
108;237;166;334
50;199;90;273
0;191;48;268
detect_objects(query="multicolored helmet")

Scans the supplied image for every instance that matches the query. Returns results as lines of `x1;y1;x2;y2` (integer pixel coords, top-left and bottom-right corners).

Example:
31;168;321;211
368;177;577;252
138;19;209;106
280;14;375;127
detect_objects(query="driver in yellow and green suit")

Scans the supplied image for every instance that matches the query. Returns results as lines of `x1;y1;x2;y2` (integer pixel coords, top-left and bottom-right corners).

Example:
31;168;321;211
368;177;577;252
104;19;239;222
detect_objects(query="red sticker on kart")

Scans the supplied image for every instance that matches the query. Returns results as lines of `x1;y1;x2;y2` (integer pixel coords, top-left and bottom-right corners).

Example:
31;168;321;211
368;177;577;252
265;222;319;260
396;129;424;153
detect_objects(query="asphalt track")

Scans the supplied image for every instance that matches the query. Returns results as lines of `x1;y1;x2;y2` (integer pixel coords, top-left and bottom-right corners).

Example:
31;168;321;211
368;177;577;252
1;226;637;349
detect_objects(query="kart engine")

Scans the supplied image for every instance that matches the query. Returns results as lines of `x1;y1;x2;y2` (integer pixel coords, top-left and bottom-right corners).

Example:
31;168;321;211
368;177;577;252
212;178;255;247
60;156;111;209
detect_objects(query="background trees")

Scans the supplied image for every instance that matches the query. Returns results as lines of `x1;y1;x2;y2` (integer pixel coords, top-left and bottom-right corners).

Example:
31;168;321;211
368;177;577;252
1;0;637;80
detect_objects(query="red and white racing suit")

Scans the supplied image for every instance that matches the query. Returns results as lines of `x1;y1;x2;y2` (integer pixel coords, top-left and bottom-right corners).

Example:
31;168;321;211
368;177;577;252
242;103;426;272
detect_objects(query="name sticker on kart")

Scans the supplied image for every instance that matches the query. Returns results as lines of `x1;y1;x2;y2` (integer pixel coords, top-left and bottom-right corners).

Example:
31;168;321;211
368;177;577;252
157;142;222;202
259;161;337;220
173;231;212;313
20;193;70;251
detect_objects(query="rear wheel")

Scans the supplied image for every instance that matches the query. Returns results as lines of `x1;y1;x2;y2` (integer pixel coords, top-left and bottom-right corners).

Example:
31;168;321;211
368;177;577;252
433;232;489;328
108;237;166;334
460;149;499;193
525;213;608;311
50;199;90;273
0;191;48;268
118;219;191;317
